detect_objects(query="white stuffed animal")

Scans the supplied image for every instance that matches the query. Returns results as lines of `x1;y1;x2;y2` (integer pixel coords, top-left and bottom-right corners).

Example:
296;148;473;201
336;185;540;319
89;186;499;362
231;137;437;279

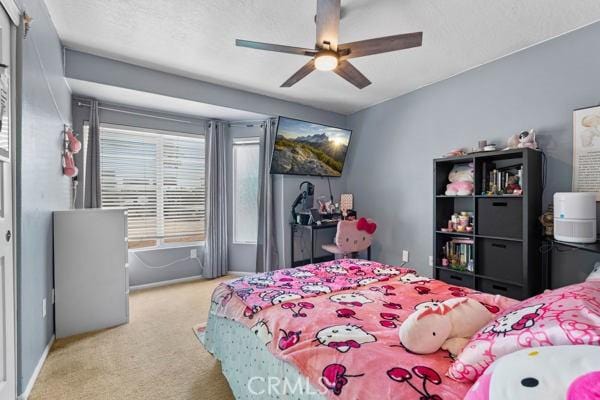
517;129;537;149
399;298;493;356
445;163;474;196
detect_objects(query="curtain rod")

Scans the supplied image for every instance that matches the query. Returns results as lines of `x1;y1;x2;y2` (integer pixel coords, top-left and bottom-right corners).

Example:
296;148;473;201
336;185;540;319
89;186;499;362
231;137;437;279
228;118;275;128
76;101;201;125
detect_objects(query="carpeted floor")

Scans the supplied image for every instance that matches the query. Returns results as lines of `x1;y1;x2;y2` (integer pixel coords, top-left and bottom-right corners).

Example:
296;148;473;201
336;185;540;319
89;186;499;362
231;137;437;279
29;277;236;400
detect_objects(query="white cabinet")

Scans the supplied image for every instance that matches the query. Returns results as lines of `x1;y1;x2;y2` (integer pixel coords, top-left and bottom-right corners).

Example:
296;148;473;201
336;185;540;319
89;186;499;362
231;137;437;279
53;208;129;338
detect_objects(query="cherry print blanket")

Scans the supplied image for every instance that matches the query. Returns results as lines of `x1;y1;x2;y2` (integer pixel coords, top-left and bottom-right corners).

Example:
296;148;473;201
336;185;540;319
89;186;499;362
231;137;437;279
209;260;518;399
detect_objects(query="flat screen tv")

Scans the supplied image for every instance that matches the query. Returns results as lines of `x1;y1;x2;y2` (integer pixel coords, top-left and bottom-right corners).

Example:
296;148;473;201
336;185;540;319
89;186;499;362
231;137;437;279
270;117;352;177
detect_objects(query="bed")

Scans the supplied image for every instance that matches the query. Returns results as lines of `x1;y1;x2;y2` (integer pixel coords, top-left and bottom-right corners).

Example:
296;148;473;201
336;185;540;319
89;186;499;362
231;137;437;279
203;259;518;399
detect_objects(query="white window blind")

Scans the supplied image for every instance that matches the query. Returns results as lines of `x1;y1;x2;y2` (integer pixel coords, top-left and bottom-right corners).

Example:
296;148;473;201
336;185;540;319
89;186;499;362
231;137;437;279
99;124;205;246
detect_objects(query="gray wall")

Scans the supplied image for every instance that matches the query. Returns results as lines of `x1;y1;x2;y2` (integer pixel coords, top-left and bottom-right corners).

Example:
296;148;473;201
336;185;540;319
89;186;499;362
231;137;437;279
65;51;349;272
15;0;72;394
274;175;343;268
344;21;600;277
64;49;346;129
71;99;206;287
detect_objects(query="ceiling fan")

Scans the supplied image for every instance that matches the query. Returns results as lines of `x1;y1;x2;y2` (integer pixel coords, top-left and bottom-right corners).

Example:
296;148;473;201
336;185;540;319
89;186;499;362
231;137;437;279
235;0;422;89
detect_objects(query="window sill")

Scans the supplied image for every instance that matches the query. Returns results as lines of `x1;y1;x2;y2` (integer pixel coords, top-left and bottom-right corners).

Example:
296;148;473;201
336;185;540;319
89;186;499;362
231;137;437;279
129;241;204;253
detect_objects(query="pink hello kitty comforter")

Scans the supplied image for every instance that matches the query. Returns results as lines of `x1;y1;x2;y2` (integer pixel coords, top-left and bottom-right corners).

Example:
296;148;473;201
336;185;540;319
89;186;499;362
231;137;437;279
210;259;517;399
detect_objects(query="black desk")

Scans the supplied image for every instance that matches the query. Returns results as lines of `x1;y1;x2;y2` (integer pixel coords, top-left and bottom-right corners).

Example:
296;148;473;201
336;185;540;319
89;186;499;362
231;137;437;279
290;221;372;267
542;237;600;288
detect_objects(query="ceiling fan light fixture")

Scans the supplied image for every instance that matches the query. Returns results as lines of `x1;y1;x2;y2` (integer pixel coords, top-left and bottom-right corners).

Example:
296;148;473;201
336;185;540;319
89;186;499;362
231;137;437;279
314;50;338;71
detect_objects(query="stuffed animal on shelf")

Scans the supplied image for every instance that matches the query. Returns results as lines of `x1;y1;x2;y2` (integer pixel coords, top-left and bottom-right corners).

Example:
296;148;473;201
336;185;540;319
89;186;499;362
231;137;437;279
399;298;493;356
505;176;522;194
465;345;600;400
517;129;537;149
505;133;520;150
445;163;474;196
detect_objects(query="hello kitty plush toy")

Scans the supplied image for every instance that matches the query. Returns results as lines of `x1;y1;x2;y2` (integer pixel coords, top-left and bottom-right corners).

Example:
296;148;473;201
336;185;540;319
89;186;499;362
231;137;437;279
445;163;474;196
465;345;600;400
399;298;493;356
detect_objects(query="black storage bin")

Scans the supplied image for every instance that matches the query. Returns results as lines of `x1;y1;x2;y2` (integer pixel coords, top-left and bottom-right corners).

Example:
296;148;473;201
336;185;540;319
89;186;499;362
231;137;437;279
477;198;523;239
477;238;523;283
478;278;523;299
437;269;474;289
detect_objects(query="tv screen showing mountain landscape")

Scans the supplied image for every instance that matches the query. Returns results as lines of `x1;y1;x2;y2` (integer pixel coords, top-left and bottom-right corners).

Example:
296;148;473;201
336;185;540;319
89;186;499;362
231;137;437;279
270;117;352;177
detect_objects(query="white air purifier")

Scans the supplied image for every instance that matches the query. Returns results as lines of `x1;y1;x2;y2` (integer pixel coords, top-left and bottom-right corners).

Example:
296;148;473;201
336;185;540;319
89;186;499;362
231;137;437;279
554;192;597;243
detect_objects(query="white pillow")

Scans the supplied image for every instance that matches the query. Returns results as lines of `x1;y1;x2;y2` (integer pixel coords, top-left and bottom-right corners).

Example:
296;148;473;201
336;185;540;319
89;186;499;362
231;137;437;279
586;262;600;281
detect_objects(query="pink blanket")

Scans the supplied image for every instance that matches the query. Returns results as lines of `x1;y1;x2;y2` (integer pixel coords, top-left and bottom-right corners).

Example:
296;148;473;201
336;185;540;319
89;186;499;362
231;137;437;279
211;260;517;399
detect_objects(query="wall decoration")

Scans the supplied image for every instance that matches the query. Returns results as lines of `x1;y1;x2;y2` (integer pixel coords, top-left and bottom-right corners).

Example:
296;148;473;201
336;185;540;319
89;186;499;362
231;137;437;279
573;105;600;200
62;127;81;178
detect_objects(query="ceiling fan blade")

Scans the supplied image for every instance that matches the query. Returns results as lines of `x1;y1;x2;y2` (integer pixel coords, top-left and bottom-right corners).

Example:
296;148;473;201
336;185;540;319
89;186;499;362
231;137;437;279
334;60;371;89
236;39;317;56
316;0;340;51
281;59;316;87
338;32;423;59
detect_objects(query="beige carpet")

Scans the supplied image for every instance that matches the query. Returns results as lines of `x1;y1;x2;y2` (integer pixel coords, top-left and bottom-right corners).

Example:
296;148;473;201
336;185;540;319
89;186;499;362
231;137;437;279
30;277;235;400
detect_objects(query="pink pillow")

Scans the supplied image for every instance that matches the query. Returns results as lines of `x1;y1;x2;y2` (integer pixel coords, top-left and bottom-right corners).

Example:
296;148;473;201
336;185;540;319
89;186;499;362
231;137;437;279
448;280;600;383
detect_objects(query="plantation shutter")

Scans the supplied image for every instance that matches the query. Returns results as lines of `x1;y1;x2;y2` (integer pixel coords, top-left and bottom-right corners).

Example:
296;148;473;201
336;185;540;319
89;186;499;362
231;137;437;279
99;124;205;243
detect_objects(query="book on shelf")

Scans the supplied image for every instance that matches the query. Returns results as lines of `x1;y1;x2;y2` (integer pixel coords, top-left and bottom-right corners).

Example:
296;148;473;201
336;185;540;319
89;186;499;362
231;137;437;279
482;163;523;195
443;238;474;272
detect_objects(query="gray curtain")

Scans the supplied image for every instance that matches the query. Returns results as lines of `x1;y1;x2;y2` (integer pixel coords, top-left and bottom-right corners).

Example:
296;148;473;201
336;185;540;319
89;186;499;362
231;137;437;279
256;118;279;273
204;121;228;278
84;99;102;208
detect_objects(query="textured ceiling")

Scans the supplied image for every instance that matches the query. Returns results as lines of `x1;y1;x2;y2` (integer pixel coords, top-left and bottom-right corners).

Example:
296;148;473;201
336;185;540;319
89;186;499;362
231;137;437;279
45;0;600;114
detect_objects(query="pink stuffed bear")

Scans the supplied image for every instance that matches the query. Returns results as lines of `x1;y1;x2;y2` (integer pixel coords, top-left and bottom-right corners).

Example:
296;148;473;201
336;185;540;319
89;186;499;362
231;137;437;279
445;163;474;196
399;298;493;356
465;345;600;400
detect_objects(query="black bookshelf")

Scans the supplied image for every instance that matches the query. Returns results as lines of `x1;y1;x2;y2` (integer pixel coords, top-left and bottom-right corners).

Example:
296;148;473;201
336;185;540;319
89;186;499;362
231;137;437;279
433;148;543;300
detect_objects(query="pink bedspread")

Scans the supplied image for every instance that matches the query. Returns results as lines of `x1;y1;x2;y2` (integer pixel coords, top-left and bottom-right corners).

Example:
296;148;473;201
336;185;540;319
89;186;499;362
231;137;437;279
210;259;518;399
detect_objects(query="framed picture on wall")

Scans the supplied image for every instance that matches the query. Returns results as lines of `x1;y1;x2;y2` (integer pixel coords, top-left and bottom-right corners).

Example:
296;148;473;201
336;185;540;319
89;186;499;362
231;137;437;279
573;105;600;200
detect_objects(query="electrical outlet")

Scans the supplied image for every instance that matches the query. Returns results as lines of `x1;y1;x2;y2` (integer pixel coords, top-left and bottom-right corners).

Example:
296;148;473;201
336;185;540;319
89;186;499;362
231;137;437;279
190;249;198;259
402;250;409;263
51;288;55;304
42;298;47;318
428;256;434;267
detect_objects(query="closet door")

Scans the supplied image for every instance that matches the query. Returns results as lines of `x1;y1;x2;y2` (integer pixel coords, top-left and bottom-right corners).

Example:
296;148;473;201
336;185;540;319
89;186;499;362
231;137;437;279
0;3;16;399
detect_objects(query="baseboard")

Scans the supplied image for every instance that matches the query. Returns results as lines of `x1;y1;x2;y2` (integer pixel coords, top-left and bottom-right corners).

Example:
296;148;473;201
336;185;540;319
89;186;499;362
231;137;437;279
228;271;255;276
18;335;55;400
129;275;205;291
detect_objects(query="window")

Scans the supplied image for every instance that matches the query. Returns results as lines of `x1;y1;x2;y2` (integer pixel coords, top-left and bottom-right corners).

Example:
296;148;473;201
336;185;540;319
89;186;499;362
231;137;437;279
97;124;205;249
232;137;260;244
